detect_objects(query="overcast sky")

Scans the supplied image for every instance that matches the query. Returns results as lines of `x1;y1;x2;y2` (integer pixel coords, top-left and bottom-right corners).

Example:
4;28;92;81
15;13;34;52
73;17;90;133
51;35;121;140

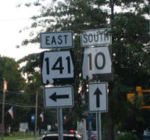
0;0;42;61
0;1;149;61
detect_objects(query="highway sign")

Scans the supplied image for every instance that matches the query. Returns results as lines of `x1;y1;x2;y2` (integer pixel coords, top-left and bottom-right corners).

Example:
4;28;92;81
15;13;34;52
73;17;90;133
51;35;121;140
89;83;108;112
41;50;74;85
40;31;73;49
44;86;74;108
80;28;112;47
82;46;112;80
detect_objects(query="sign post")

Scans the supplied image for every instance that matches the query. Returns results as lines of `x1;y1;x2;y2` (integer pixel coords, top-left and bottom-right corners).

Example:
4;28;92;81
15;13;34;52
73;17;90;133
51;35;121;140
40;31;74;140
96;112;102;140
81;28;112;140
87;82;107;140
57;108;63;140
88;82;108;140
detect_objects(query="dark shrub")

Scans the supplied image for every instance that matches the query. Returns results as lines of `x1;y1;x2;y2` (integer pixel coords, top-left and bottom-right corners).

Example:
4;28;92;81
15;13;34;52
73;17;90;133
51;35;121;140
115;132;140;140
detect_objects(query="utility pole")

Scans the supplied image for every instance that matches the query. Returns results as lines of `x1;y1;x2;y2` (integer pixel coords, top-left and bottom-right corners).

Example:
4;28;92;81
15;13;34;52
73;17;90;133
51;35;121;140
35;92;38;138
149;9;150;45
1;78;7;140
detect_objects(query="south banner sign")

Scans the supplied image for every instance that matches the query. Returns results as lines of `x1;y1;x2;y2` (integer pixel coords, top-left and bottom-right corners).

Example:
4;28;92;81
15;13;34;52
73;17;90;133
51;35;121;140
80;28;112;47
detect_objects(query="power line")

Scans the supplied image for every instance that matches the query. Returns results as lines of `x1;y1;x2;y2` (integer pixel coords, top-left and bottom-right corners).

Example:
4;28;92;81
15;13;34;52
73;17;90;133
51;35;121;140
0;89;37;95
0;17;32;22
0;101;35;108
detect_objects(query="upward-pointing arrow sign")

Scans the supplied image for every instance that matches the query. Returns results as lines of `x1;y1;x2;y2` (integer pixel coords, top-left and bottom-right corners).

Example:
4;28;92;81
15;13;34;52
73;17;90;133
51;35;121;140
89;83;108;112
94;88;102;108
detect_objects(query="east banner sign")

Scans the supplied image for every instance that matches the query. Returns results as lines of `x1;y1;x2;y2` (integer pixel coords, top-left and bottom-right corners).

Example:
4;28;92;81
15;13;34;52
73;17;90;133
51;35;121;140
40;31;73;49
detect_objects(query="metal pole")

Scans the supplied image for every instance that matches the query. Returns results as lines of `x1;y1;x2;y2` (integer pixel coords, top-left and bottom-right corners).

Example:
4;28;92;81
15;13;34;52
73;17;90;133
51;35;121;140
35;92;38;138
88;121;91;140
96;112;102;140
149;8;150;137
1;79;7;140
88;116;92;140
57;108;63;140
82;119;87;140
149;9;150;45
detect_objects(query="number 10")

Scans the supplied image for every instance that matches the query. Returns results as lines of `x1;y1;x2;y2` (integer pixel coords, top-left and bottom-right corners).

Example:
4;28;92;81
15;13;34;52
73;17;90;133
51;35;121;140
88;52;105;70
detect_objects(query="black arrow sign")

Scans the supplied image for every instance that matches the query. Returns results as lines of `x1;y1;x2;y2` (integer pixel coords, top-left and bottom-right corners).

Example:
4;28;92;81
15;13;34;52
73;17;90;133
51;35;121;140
94;88;102;107
50;92;69;102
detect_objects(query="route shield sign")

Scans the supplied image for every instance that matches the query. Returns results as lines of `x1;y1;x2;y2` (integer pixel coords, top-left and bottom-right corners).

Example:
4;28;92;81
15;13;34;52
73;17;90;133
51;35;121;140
44;86;74;108
82;46;112;80
41;50;74;85
89;83;108;112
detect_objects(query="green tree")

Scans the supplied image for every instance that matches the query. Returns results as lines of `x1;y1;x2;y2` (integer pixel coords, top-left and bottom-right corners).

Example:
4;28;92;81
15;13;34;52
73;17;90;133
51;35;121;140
18;53;57;131
0;56;25;91
108;0;150;139
0;56;27;133
115;132;140;140
18;0;150;139
18;0;109;130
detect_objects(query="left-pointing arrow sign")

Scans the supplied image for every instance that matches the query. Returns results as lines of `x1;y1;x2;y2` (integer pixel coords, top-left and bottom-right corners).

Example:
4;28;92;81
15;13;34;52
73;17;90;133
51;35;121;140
44;86;74;108
50;92;69;102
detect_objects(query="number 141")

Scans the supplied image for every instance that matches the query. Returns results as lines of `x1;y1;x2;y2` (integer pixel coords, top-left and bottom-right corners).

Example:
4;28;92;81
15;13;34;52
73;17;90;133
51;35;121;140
45;56;71;74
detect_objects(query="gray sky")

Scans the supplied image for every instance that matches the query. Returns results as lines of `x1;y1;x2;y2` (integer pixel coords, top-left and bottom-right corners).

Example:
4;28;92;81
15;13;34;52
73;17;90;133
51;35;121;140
0;0;41;60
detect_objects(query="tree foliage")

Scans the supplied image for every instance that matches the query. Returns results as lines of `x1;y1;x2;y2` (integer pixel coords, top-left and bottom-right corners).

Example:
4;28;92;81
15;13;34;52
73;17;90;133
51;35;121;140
18;0;150;139
0;55;56;132
0;56;27;132
0;56;25;92
115;132;140;140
